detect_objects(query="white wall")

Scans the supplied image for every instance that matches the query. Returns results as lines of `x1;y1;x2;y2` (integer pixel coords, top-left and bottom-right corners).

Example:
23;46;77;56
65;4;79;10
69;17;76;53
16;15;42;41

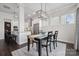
75;5;79;50
0;15;4;40
53;24;75;43
0;11;28;45
41;12;76;44
31;12;76;44
0;12;18;40
41;24;75;44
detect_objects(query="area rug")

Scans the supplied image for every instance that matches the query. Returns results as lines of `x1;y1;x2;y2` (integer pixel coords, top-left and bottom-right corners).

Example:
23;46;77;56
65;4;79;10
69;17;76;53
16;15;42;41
66;49;76;56
11;42;66;56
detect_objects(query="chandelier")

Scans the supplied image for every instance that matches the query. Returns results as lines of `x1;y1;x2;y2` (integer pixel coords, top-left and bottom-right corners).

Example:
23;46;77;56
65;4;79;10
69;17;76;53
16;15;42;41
34;3;49;20
13;4;19;19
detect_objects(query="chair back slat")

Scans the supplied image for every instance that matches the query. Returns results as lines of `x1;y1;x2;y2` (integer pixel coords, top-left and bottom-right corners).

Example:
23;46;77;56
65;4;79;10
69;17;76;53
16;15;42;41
54;31;58;39
47;31;53;42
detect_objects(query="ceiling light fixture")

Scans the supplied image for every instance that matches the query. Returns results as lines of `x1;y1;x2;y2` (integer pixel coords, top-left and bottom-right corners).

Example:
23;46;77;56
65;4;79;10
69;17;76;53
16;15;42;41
35;3;48;20
13;4;18;19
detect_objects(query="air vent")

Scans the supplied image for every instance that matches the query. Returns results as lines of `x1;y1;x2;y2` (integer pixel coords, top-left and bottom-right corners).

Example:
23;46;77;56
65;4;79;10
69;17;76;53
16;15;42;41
3;5;10;9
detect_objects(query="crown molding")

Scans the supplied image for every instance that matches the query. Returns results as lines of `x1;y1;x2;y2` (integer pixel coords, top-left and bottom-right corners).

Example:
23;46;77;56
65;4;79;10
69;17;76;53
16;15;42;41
48;4;77;17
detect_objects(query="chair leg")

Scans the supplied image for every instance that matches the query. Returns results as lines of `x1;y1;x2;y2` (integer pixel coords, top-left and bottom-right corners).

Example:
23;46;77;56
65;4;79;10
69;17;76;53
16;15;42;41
50;42;52;52
32;41;34;47
36;43;38;51
56;39;57;47
53;41;55;49
46;46;48;56
56;41;57;47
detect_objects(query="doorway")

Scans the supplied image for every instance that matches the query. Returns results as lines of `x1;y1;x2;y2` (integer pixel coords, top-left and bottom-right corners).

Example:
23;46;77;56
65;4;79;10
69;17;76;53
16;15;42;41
4;22;11;42
33;23;39;34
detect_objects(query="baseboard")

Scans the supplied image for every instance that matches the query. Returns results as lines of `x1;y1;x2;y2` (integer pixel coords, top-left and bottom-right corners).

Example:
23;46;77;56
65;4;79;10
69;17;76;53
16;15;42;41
57;40;74;45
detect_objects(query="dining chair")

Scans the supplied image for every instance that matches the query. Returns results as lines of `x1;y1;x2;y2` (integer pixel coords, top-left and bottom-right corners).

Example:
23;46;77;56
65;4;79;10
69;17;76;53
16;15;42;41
53;31;58;49
32;38;38;50
5;32;13;45
32;31;47;50
47;31;53;52
32;40;37;46
27;35;38;51
35;31;52;56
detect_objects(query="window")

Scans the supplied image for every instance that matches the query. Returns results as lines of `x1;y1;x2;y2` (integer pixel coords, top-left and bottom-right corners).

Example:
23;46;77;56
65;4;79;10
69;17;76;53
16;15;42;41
61;13;75;24
65;13;75;24
50;12;75;26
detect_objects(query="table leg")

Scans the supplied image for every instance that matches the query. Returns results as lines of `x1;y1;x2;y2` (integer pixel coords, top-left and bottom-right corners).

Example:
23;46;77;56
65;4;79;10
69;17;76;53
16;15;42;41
38;40;42;56
50;38;52;52
28;38;30;51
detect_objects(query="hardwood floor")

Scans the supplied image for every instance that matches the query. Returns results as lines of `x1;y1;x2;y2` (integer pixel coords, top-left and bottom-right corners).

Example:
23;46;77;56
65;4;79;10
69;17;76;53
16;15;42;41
0;40;27;56
0;40;79;56
66;43;79;56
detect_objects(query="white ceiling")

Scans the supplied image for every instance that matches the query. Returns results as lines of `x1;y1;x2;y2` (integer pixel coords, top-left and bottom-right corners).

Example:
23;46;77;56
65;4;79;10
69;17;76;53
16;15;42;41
24;3;77;19
0;3;77;18
0;3;76;14
0;3;18;14
24;3;71;12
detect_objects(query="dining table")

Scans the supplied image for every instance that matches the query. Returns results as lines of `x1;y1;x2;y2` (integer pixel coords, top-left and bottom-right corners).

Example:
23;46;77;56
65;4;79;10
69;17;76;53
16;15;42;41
27;34;48;56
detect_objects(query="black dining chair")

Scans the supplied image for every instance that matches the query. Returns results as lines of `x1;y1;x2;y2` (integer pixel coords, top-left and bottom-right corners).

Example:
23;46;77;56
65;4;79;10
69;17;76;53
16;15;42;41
47;31;53;51
52;31;58;49
5;32;13;44
32;32;47;49
35;31;52;56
